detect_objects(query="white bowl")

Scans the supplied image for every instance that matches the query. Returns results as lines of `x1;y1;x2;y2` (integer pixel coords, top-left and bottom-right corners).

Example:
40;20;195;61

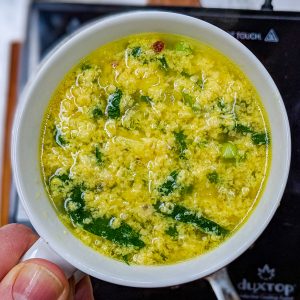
12;11;290;287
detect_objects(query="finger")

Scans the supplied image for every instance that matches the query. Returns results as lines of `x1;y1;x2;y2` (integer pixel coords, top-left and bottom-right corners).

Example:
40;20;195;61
0;223;38;280
0;258;69;300
75;276;94;300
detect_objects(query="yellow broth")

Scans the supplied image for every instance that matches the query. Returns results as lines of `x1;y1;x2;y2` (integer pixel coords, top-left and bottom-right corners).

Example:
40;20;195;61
40;33;271;265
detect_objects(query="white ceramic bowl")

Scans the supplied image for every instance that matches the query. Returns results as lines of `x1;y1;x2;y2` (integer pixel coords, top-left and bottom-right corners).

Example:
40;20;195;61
12;11;290;287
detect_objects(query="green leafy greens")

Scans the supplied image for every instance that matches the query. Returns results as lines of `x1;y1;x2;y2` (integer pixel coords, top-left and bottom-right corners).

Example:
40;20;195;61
106;89;122;119
158;171;179;196
174;131;187;159
64;186;144;248
154;201;229;236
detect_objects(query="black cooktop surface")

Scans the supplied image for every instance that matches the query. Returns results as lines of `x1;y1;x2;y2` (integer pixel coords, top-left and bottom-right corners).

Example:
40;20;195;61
17;3;300;299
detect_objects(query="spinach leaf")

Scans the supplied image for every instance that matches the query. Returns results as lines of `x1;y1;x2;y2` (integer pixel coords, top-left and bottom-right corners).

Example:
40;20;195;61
92;107;103;119
81;63;92;71
56;173;69;182
48;170;70;189
54;126;66;147
85;217;145;249
64;186;89;224
165;225;178;238
131;47;142;58
154;201;229;236
216;98;226;110
158;171;179;196
235;123;253;134
95;145;103;164
207;171;219;183
122;254;130;265
64;186;144;248
106;89;122;119
251;132;269;145
174;131;187;159
235;124;269;145
181;71;190;78
158;56;169;71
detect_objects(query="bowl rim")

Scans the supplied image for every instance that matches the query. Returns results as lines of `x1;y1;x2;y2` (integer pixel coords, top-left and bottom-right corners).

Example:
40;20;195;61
11;10;291;287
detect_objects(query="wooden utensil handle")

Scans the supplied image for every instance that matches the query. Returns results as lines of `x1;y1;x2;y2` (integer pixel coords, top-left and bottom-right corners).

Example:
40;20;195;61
0;42;21;226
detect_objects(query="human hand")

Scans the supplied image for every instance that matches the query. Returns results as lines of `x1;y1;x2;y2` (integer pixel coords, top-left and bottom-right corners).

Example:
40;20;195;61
0;223;94;300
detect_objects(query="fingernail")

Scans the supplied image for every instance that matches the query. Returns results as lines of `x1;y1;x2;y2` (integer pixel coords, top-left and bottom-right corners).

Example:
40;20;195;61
13;263;65;300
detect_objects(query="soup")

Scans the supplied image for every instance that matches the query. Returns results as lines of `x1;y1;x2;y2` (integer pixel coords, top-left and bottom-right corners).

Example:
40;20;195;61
40;33;270;265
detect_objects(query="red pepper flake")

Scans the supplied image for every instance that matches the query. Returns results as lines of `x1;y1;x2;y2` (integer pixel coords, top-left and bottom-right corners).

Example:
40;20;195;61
152;41;165;53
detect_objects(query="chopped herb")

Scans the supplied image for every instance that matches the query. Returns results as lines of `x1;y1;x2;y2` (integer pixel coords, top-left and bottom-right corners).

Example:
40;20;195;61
106;88;122;119
182;92;194;108
160;253;167;261
122;254;130;265
238;152;247;162
251;132;269;145
158;56;168;71
174;131;187;159
181;185;194;195
181;71;190;78
217;98;226;110
65;186;144;248
235;123;253;134
140;95;152;104
48;171;70;188
158;171;179;196
175;41;192;54
131;46;142;58
221;142;237;159
235;124;269;145
56;173;69;182
197;139;208;148
154;201;229;236
197;79;205;90
54;126;66;147
92;107;103;119
165;225;178;238
81;63;91;71
207;171;219;183
95;146;103;164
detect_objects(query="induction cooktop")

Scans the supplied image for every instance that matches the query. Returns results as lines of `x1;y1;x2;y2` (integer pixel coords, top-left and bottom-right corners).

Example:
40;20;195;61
13;2;300;299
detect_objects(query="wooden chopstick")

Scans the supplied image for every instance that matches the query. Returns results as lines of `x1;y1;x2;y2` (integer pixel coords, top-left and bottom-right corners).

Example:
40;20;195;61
0;42;21;226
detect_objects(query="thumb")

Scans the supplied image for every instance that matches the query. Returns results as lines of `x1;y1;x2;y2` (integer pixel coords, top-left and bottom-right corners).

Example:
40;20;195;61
0;258;69;300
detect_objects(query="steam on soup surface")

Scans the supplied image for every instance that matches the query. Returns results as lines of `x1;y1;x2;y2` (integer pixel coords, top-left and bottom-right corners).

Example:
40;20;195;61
41;33;270;265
